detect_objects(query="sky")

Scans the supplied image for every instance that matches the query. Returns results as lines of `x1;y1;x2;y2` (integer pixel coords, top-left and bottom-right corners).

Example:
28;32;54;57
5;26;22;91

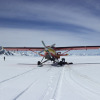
0;0;100;47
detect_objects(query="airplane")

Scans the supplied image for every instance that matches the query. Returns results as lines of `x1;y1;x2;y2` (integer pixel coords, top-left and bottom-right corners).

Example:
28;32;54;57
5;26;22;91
1;41;100;66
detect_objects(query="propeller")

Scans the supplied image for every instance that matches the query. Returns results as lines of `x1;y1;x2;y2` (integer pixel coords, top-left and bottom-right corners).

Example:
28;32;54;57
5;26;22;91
39;41;53;59
42;41;55;48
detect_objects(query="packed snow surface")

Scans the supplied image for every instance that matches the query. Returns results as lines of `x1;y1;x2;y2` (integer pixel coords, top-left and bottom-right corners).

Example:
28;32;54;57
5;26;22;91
0;55;100;100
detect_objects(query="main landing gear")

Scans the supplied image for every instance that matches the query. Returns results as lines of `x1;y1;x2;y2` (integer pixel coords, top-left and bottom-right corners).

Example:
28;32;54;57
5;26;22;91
37;58;73;67
58;58;73;66
37;57;49;67
37;61;43;67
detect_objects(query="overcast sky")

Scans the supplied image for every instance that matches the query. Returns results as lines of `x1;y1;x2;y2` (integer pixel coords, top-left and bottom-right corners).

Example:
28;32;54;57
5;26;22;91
0;0;100;47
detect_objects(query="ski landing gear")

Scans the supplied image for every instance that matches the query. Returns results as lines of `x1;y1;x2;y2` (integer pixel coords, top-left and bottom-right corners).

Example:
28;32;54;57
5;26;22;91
58;58;73;66
37;57;73;67
37;56;49;67
37;61;43;67
58;58;66;66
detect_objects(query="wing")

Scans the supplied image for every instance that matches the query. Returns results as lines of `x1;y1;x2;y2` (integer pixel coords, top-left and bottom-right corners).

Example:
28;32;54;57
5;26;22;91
4;46;100;51
4;47;44;51
55;46;100;51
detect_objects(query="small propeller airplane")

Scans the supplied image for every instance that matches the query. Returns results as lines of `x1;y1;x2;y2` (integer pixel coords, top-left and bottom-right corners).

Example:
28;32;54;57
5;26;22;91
1;41;100;66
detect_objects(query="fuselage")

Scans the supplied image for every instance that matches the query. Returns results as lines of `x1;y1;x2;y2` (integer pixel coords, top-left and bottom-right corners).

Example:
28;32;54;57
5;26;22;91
44;47;60;60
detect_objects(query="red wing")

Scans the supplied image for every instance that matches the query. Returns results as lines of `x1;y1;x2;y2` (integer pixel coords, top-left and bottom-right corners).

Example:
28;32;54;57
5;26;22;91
4;46;100;51
55;46;100;51
4;47;44;51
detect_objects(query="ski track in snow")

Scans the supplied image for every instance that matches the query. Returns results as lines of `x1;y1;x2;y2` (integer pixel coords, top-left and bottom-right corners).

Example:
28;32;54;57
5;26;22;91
0;68;37;84
13;67;53;100
15;67;63;100
0;56;100;100
13;80;38;100
63;64;100;100
39;67;64;100
68;66;100;95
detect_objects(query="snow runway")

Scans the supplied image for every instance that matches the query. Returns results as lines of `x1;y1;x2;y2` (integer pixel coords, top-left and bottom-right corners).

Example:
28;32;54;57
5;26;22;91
0;56;100;100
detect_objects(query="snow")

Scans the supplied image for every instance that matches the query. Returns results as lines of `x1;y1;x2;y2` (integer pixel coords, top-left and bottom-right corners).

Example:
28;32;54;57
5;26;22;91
0;55;100;100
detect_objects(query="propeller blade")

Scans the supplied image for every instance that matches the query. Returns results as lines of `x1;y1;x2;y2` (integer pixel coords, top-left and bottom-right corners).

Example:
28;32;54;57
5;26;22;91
51;44;56;48
41;40;48;51
38;50;45;54
42;41;46;48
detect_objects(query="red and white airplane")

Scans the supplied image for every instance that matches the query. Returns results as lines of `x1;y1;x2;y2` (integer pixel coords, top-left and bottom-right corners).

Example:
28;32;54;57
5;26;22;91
1;41;100;66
